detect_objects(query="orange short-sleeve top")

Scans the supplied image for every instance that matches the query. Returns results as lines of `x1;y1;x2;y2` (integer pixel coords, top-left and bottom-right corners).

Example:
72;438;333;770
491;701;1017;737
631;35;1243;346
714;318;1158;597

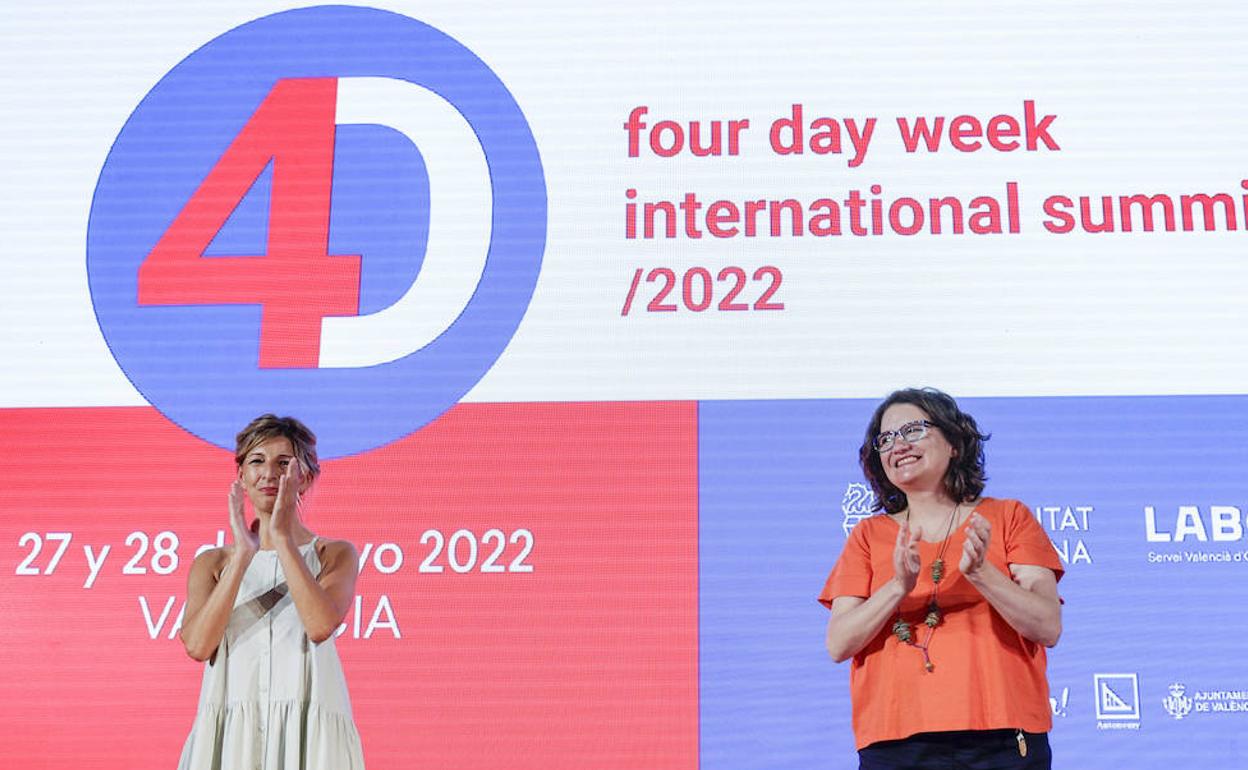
819;498;1064;750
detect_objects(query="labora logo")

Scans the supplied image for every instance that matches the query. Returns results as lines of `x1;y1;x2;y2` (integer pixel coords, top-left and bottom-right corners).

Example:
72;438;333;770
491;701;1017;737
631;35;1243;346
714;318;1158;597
1143;505;1248;566
87;7;547;458
1144;505;1248;543
1093;673;1141;730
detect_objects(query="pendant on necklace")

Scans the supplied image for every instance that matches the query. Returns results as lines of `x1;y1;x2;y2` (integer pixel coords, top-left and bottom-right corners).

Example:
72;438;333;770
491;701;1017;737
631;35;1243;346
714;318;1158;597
930;558;945;584
891;618;913;644
924;601;941;628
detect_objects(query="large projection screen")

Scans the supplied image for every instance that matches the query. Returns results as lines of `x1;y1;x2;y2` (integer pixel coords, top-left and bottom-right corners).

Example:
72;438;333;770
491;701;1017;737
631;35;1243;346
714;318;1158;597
3;1;1247;767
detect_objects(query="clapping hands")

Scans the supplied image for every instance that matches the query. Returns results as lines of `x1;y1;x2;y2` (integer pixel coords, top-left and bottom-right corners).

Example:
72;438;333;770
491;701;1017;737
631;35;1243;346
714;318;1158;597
959;512;991;576
892;521;922;593
269;459;303;543
228;479;259;557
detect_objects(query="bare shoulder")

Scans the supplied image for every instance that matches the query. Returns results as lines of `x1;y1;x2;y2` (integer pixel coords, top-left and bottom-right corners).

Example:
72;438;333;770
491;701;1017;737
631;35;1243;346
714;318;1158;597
315;538;360;566
190;546;229;579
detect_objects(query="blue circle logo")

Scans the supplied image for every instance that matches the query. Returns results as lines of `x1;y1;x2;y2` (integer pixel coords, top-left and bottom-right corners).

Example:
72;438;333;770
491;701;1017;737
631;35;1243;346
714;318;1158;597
87;6;546;458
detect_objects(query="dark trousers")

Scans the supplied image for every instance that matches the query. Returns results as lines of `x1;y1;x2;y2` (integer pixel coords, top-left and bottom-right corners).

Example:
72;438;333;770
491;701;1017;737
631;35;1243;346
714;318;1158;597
858;730;1051;770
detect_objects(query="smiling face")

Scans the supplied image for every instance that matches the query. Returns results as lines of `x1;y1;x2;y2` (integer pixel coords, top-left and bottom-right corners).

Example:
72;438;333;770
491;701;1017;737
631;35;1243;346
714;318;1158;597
876;403;956;496
237;436;309;515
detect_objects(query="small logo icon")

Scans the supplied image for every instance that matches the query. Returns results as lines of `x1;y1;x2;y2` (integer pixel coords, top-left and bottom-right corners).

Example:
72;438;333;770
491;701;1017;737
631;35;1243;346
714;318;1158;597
1050;686;1069;717
840;482;875;537
1094;673;1141;721
1163;682;1193;720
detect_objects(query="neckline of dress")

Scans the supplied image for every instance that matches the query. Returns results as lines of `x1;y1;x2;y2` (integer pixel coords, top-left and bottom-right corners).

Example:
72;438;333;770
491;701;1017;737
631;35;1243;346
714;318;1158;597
886;498;989;545
255;536;318;553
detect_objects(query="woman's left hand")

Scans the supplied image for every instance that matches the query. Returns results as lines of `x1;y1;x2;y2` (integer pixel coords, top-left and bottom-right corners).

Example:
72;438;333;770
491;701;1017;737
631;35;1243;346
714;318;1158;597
959;511;991;576
270;460;302;542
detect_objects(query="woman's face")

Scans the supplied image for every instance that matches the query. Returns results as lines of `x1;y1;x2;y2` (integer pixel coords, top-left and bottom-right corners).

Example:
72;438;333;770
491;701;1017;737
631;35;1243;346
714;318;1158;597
876;403;956;496
237;436;309;514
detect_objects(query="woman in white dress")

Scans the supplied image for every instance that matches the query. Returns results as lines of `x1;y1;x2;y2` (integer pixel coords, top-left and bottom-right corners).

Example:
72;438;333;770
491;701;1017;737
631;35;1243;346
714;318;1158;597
177;414;365;769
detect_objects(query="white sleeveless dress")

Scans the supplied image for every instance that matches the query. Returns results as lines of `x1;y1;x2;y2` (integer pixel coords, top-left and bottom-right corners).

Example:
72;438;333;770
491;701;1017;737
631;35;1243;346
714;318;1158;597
177;539;365;769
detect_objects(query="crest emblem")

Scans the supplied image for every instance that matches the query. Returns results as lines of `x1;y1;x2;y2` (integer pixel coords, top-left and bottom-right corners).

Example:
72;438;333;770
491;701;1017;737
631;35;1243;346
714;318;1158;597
1163;682;1193;720
840;482;875;537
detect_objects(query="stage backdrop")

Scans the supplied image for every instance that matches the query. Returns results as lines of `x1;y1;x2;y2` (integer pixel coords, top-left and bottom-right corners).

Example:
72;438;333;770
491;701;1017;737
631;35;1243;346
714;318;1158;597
2;2;1247;767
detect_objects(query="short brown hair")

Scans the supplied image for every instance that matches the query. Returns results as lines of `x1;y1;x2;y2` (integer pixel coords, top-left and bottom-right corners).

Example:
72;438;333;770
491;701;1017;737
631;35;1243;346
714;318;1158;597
234;414;320;480
858;388;989;514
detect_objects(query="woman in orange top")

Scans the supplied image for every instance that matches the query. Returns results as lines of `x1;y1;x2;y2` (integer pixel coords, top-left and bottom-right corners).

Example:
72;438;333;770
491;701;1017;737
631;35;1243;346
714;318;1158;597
821;388;1063;769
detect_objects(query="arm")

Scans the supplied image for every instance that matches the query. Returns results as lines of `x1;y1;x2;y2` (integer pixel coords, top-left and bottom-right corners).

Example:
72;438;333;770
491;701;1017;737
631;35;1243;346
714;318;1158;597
960;512;1062;647
825;583;907;663
180;548;255;661
273;537;358;643
179;480;257;662
270;462;358;643
825;520;921;662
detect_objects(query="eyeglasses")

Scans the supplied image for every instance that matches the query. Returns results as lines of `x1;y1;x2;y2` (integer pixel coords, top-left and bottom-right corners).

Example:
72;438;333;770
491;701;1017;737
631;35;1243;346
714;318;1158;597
873;420;933;452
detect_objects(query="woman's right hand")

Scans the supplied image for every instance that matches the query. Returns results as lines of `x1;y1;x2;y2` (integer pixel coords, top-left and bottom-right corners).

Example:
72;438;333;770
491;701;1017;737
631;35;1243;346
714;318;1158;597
826;522;923;663
892;520;922;594
228;479;259;559
179;480;259;661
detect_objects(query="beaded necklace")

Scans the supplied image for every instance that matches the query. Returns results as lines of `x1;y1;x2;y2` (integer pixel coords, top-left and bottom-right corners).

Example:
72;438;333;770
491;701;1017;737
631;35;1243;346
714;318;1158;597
891;503;960;672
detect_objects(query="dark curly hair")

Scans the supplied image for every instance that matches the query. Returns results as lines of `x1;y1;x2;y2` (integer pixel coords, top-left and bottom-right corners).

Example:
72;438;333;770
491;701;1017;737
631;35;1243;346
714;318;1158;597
858;388;989;514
